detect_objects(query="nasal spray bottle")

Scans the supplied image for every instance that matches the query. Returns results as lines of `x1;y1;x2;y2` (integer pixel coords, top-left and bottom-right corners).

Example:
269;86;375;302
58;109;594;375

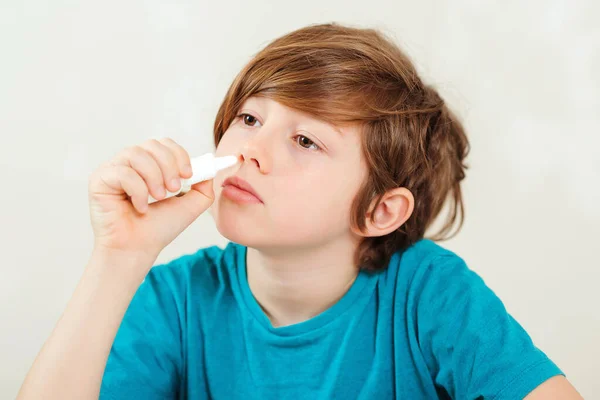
148;153;238;204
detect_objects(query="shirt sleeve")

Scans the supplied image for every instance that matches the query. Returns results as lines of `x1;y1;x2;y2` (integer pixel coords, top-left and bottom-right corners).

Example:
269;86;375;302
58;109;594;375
99;265;183;400
412;254;563;400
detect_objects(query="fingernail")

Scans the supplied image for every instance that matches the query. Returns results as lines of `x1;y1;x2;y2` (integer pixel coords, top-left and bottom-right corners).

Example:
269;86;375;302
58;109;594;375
183;164;193;175
170;178;181;190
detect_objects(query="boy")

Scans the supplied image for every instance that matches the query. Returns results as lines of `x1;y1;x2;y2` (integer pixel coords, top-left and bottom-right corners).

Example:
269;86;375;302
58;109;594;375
18;23;582;399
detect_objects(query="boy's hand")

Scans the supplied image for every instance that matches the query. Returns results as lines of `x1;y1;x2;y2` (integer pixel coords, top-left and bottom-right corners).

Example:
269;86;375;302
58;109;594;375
88;138;214;263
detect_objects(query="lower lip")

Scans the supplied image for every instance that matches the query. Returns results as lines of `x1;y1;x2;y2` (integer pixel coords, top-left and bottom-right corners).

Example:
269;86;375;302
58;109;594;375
222;185;263;204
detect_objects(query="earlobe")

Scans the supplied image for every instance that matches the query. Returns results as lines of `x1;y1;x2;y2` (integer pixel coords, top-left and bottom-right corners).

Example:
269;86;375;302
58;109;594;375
358;188;415;238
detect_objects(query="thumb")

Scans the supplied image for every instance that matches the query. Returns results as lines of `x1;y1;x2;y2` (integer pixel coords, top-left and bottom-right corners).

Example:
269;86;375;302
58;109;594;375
172;179;215;222
189;179;215;200
150;179;215;234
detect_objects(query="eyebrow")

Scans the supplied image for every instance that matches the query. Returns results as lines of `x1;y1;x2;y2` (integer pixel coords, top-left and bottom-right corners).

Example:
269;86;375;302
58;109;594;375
241;97;344;138
330;125;344;137
303;120;343;141
314;121;344;139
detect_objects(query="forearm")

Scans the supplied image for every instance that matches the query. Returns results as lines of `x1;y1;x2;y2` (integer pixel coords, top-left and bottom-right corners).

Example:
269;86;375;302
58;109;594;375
17;248;155;400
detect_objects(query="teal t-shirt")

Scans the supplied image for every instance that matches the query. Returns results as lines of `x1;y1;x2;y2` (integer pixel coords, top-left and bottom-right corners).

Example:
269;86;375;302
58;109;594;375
100;239;562;399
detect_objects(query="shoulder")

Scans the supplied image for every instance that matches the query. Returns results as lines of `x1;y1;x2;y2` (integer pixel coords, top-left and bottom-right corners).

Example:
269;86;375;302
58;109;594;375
388;240;564;399
384;238;496;330
384;238;476;295
144;241;244;299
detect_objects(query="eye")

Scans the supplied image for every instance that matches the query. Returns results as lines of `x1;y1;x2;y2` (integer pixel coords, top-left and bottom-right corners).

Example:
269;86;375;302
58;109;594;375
295;135;321;151
237;113;262;127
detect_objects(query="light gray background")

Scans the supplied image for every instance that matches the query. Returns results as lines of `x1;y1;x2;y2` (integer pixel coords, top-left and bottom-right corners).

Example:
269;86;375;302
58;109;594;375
1;0;598;398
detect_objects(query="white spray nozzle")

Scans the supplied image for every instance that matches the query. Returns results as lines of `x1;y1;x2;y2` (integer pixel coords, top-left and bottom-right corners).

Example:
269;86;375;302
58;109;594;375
148;153;239;204
214;155;238;171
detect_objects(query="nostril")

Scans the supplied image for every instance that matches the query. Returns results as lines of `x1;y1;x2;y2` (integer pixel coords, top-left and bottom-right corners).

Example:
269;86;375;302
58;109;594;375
240;153;259;168
239;152;263;172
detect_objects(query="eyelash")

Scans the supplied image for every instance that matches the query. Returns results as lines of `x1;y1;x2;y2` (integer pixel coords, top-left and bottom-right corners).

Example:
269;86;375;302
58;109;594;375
235;113;322;152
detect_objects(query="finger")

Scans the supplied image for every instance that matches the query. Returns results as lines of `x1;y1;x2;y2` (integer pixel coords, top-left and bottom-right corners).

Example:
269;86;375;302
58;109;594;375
157;138;193;179
98;165;149;213
112;146;166;201
139;139;181;193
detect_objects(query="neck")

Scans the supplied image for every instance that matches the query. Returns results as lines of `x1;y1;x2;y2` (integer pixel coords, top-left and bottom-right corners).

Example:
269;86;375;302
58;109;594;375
246;239;359;328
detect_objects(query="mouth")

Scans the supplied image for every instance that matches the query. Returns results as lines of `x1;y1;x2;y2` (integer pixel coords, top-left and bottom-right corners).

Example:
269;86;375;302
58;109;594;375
221;176;263;204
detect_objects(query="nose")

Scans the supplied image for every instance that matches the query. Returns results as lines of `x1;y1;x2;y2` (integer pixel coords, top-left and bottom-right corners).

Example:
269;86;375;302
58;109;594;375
239;129;273;174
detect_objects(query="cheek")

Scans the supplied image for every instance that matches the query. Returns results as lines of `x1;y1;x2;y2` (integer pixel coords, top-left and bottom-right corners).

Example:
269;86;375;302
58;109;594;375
275;173;358;226
318;169;363;219
215;131;241;157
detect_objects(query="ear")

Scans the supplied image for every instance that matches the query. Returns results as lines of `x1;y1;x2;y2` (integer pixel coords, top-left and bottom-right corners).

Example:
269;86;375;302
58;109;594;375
356;187;415;238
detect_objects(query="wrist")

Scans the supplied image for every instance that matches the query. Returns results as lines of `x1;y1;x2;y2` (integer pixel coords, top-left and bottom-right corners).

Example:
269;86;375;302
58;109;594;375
88;245;157;286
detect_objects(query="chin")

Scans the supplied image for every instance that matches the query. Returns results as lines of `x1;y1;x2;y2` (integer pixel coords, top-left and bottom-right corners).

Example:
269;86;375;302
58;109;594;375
212;197;267;247
212;195;339;251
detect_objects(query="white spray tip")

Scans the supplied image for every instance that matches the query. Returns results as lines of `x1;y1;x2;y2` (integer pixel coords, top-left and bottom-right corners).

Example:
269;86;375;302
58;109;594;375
148;153;239;204
214;155;238;171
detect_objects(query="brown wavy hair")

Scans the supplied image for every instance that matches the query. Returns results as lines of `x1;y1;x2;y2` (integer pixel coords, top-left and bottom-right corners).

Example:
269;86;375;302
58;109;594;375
213;23;470;271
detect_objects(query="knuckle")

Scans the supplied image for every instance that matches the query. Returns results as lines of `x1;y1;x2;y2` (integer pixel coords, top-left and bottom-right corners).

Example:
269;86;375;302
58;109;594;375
159;137;186;158
127;145;145;158
149;140;176;163
159;137;176;145
144;138;161;147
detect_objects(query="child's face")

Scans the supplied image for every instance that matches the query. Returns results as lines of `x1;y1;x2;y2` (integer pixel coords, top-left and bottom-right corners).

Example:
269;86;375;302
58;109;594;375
212;96;367;251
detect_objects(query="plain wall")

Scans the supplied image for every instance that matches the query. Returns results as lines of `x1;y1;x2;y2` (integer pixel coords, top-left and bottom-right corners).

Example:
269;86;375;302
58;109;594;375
1;0;598;398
